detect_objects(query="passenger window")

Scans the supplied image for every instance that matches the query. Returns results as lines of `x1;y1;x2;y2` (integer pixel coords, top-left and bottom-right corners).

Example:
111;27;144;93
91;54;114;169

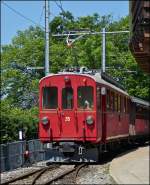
62;87;73;109
107;89;110;110
110;92;114;111
126;98;129;113
78;86;93;109
123;97;126;112
97;87;101;110
118;95;121;112
114;94;118;112
42;87;58;109
120;96;123;112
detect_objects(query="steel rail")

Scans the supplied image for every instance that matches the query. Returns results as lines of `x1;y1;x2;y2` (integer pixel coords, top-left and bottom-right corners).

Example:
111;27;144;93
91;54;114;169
31;164;60;185
1;165;58;185
31;168;50;185
42;164;86;185
1;167;46;185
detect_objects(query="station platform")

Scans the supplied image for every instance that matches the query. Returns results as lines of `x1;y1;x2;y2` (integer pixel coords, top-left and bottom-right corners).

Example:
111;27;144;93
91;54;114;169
109;145;149;184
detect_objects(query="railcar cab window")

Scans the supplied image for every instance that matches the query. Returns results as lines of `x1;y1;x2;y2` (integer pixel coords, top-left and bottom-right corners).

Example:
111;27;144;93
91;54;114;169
62;87;73;109
42;87;58;109
78;86;93;110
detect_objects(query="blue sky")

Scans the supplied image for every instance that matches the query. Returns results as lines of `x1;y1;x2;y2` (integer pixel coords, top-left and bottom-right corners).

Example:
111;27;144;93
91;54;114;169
1;1;129;45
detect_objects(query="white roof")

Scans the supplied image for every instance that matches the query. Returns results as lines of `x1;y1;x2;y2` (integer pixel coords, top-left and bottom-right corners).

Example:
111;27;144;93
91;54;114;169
39;72;129;96
93;73;128;95
131;96;150;107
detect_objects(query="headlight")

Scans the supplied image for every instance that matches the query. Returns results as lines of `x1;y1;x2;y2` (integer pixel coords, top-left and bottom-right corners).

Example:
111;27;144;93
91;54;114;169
86;115;94;125
41;117;49;125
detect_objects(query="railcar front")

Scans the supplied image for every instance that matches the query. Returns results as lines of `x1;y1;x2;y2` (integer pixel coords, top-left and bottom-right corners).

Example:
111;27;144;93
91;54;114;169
39;73;102;162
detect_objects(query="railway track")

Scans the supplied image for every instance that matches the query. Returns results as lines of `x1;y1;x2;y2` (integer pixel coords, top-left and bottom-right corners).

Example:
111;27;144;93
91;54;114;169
1;164;86;185
41;164;87;185
0;142;148;185
1;164;59;185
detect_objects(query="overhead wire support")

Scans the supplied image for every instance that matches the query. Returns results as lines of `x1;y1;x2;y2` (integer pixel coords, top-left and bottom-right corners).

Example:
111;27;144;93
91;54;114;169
52;30;129;37
53;29;130;73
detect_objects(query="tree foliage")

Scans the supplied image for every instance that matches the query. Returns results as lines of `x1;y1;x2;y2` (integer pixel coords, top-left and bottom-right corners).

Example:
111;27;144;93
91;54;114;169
1;12;149;143
0;100;38;143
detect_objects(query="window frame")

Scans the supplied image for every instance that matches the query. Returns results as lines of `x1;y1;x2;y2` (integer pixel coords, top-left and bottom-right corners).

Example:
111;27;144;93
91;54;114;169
110;91;115;111
114;93;118;112
62;87;74;110
97;86;101;110
77;86;94;110
118;95;121;113
42;86;58;110
123;97;126;113
106;89;110;111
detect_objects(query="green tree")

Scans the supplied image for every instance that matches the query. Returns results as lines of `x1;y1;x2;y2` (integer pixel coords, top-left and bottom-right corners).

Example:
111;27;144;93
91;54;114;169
1;13;149;143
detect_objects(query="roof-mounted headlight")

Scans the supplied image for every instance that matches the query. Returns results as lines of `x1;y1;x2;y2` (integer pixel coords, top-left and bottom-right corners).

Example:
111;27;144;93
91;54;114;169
41;117;49;125
86;115;94;125
64;76;70;83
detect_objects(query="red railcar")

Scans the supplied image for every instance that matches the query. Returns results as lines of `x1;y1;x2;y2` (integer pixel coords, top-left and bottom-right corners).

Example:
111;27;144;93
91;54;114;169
39;68;149;162
129;97;149;139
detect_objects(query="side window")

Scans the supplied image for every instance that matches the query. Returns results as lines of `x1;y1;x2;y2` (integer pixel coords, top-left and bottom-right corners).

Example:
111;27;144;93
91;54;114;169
62;87;73;109
138;107;149;120
107;89;110;111
118;95;121;113
78;86;94;109
110;91;114;111
120;96;122;112
114;94;118;112
126;98;129;113
97;87;101;110
43;87;58;109
123;97;126;113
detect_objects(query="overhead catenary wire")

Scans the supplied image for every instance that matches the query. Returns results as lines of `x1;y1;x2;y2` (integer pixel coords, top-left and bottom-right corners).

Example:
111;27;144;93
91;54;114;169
2;1;44;29
39;4;45;25
54;0;69;33
54;0;66;14
53;30;130;37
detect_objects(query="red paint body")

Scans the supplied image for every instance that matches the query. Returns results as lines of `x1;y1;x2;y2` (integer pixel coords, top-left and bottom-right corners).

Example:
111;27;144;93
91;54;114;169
39;73;149;145
39;74;100;143
135;119;149;135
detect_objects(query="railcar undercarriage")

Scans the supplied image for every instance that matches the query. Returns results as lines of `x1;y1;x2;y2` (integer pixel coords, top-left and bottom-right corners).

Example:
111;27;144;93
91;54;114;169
44;141;100;163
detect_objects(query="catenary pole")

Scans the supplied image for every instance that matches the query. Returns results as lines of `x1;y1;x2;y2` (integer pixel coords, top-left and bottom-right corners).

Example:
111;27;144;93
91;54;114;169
102;28;106;73
45;0;49;76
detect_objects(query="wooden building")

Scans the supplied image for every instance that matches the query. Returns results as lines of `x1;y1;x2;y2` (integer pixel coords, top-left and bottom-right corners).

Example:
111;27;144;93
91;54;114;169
129;1;150;73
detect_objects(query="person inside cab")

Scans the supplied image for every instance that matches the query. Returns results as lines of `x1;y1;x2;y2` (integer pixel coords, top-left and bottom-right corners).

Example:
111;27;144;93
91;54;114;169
84;100;92;110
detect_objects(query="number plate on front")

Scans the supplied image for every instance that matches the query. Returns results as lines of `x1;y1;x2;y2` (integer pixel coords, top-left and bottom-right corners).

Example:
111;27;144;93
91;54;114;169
65;116;70;122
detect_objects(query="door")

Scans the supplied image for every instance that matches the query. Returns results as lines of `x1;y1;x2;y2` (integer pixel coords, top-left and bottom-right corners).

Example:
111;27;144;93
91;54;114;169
60;86;77;138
